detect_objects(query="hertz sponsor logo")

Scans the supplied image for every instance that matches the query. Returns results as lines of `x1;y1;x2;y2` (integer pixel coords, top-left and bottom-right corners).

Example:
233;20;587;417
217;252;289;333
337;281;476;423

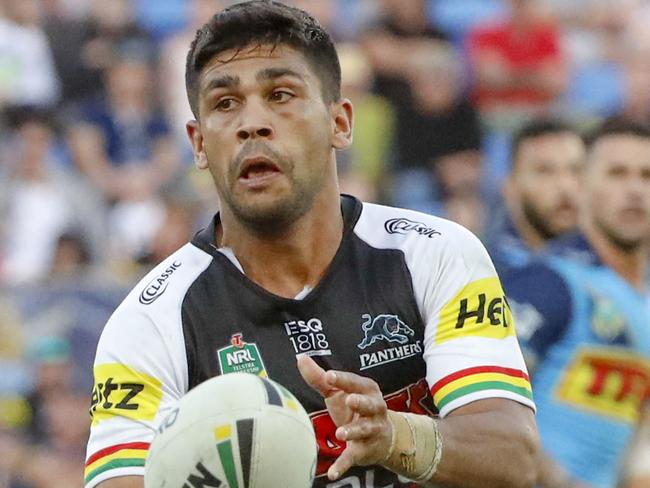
436;277;514;344
139;261;182;305
90;363;163;425
359;341;422;370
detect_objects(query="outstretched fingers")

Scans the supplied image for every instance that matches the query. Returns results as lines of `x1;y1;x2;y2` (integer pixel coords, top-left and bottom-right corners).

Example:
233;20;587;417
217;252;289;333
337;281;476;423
346;393;387;417
325;369;381;396
296;355;337;397
328;447;358;481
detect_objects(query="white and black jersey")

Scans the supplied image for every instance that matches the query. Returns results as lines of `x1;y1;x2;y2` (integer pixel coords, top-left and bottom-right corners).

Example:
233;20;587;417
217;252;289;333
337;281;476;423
85;196;534;488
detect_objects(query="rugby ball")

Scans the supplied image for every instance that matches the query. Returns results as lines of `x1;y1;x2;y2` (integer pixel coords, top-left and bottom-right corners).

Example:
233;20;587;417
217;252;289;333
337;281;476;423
145;373;317;488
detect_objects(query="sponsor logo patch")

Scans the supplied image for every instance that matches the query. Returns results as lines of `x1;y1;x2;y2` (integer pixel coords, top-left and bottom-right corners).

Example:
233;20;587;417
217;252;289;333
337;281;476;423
556;347;650;422
358;314;414;349
356;314;420;370
217;333;268;377
359;341;423;371
90;363;163;425
284;318;332;357
384;218;441;239
139;261;182;305
435;277;514;345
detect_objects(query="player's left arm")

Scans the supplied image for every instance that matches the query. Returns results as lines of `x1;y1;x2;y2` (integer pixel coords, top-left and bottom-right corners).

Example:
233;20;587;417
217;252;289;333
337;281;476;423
298;355;537;488
299;221;540;486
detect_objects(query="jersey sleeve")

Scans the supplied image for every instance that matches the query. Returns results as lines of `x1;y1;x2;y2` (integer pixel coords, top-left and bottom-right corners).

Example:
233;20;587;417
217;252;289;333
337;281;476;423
501;260;573;371
416;224;536;417
84;304;187;488
83;244;212;488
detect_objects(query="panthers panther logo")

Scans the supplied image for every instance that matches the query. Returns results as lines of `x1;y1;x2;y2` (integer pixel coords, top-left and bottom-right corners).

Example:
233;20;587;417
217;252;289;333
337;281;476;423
357;314;415;350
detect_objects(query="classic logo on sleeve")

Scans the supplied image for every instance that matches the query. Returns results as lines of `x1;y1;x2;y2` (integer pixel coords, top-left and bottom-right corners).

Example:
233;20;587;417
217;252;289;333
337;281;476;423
435;277;514;344
90;363;163;425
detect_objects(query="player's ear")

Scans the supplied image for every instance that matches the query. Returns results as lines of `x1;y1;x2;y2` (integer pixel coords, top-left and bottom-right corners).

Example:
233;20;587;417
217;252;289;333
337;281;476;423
187;120;209;170
331;98;353;150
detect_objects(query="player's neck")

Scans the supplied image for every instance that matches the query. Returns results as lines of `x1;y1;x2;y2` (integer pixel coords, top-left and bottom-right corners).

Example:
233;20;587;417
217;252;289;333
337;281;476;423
583;221;648;291
218;189;344;299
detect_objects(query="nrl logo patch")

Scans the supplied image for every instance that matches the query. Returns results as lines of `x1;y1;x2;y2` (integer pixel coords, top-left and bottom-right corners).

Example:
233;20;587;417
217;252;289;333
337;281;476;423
217;333;268;377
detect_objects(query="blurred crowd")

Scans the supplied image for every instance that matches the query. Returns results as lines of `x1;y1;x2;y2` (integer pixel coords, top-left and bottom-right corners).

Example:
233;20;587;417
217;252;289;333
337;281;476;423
0;0;649;487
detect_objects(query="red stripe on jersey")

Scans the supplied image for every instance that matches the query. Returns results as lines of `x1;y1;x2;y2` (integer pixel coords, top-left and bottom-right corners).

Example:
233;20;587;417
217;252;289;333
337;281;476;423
85;442;150;466
430;366;530;394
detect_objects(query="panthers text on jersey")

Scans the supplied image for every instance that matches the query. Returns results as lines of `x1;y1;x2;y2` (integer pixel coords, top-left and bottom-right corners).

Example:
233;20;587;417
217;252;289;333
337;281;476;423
84;196;534;488
505;233;650;488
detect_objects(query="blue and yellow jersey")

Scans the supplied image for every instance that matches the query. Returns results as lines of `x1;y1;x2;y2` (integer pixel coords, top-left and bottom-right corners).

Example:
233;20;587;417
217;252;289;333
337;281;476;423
504;234;650;488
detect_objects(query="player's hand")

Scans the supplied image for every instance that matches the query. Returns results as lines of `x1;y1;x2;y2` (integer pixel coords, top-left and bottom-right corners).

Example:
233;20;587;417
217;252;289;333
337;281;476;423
297;355;393;480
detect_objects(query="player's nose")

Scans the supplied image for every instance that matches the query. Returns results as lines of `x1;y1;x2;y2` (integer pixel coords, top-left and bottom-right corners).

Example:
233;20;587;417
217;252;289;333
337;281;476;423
236;100;274;142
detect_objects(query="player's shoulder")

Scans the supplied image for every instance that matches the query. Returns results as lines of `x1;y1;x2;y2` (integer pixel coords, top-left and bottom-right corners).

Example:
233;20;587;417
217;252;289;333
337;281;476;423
355;201;482;255
100;243;213;343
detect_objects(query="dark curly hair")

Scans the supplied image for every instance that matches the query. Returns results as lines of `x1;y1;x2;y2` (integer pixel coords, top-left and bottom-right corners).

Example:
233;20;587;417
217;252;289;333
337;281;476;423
185;0;341;119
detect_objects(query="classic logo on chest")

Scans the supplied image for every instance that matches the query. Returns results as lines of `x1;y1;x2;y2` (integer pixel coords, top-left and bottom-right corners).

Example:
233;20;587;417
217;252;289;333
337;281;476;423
357;314;422;370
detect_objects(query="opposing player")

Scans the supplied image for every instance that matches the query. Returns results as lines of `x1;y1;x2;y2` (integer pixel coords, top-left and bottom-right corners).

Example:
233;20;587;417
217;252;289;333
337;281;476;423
84;2;538;487
488;118;585;273
504;119;650;488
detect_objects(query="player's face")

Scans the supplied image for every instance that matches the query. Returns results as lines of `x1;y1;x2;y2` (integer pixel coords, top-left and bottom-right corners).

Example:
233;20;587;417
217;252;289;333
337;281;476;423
585;134;650;251
509;132;585;239
187;44;352;233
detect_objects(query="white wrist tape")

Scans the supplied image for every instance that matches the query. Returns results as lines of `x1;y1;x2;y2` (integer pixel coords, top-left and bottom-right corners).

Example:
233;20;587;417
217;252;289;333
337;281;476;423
382;411;443;482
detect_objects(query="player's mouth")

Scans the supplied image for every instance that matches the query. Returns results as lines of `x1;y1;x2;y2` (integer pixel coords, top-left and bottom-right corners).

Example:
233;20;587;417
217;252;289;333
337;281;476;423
238;156;282;189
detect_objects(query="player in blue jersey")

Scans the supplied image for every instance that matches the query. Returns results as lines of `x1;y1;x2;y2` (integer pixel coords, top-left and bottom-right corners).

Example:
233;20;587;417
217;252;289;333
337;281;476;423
504;118;650;488
487;118;585;274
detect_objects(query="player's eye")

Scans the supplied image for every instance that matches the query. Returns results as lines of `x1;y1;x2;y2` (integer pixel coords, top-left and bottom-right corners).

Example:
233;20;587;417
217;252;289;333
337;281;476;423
269;90;294;103
215;97;239;111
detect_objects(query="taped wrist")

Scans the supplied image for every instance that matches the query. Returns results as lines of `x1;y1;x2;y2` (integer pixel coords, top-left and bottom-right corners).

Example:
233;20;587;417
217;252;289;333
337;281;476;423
382;410;443;482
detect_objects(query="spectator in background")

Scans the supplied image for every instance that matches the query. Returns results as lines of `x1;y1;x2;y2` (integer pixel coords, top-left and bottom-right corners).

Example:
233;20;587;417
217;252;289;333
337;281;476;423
336;43;393;203
361;0;448;167
504;118;650;488
0;0;60;110
22;336;73;443
25;391;89;487
68;49;180;265
43;0;154;111
618;34;650;126
160;0;225;146
0;108;102;285
468;0;567;127
487;118;585;273
362;0;485;217
399;44;483;220
48;232;92;281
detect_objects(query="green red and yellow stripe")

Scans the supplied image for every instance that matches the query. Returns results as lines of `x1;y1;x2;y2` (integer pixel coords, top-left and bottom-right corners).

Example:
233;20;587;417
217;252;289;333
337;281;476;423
431;366;533;411
84;442;149;485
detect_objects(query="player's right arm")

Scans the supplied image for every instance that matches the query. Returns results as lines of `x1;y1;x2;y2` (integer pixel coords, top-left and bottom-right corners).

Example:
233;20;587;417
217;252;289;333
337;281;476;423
84;294;188;488
85;246;209;488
